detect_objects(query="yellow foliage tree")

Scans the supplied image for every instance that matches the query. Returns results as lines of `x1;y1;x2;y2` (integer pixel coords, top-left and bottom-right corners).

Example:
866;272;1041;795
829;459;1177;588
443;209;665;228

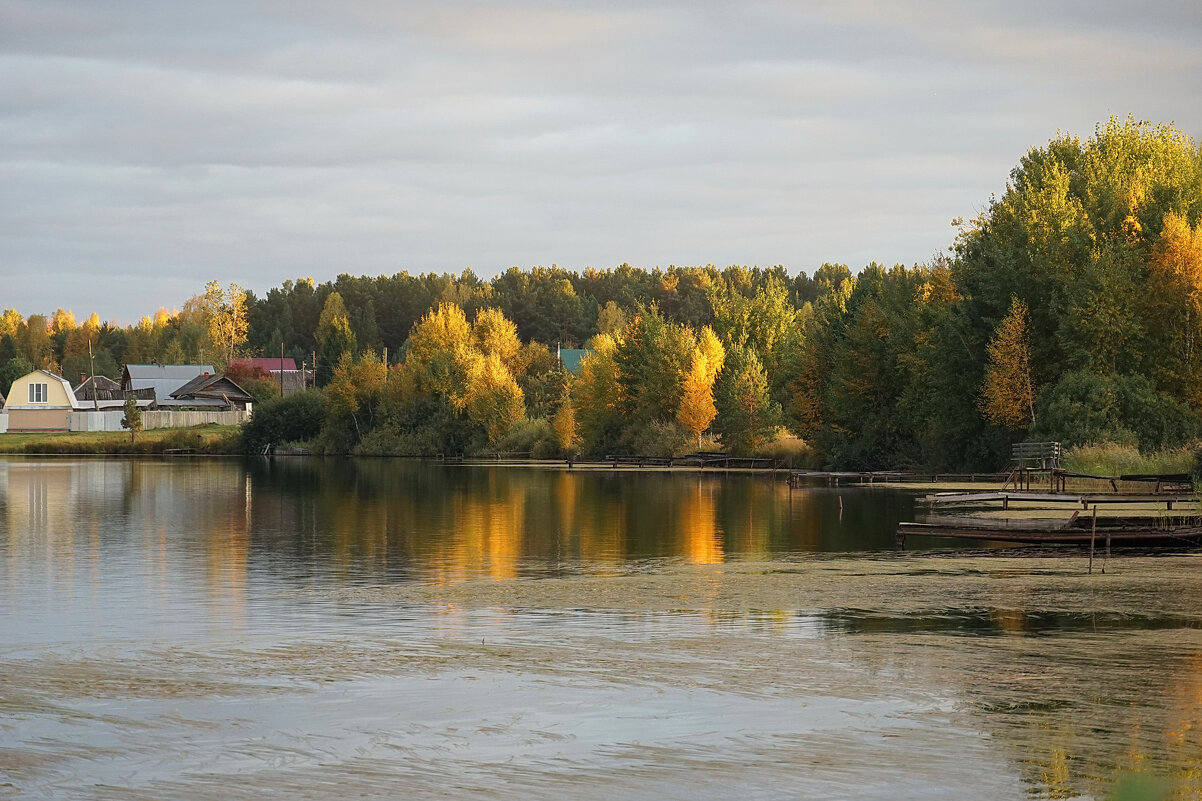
49;308;76;334
0;308;23;340
980;297;1036;430
573;333;621;445
676;328;725;448
1147;211;1202;405
65;313;103;362
471;307;522;373
202;281;248;365
465;353;526;447
327;350;388;440
552;395;580;453
405;302;473;400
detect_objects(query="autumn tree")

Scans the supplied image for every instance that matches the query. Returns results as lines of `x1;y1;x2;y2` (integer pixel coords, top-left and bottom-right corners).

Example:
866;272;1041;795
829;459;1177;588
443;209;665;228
713;345;780;455
404;302;473;401
202;281;249;366
471;307;522;373
326;349;387;442
0;309;22;340
573;333;622;450
315;292;357;386
552;395;580;453
676;327;726;448
1146;211;1202;405
464;353;526;447
980;297;1037;431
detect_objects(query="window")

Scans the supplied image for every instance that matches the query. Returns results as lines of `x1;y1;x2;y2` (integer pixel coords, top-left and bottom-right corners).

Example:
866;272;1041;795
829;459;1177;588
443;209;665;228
28;383;48;403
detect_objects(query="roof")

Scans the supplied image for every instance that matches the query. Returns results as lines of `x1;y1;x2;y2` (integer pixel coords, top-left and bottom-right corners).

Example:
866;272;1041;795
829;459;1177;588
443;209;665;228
122;364;214;401
4;370;82;410
231;357;298;372
124;364;215;380
558;348;593;375
171;373;254;403
74;375;121;396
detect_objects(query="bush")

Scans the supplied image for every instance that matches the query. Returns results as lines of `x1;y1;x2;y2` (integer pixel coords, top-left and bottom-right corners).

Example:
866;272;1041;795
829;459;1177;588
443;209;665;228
351;396;486;457
241;390;329;453
496;418;562;458
1031;370;1200;451
1065;442;1198;477
629;419;693;458
751;430;817;468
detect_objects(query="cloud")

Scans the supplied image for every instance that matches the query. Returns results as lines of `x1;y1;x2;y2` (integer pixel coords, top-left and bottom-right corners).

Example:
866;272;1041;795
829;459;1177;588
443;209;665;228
1;0;1200;321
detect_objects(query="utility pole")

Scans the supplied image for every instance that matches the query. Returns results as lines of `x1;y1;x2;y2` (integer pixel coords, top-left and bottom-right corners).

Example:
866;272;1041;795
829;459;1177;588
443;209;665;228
279;342;285;396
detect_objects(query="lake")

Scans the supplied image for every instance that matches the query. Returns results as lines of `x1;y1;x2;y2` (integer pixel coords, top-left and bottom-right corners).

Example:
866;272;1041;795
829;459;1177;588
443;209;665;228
2;457;1200;799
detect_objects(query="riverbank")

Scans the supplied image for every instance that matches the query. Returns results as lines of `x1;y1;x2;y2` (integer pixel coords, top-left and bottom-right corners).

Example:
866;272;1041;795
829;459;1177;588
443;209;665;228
0;425;243;454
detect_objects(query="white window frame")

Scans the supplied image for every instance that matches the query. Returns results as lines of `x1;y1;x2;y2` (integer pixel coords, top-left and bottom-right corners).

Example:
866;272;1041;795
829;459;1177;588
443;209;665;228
28;383;48;403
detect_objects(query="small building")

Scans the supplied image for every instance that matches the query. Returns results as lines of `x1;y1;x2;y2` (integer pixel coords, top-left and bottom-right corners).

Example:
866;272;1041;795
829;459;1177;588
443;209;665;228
122;364;215;402
75;375;156;411
169;373;255;411
229;357;312;395
230;357;298;373
1;370;82;431
557;347;593;375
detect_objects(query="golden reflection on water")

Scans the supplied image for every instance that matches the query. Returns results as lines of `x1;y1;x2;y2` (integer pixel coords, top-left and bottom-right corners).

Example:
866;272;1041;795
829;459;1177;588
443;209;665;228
680;479;723;564
8;459;1202;800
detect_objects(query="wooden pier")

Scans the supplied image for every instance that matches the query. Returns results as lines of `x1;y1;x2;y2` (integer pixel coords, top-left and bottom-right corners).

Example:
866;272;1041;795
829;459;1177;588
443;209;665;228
787;470;1008;488
898;477;1200;550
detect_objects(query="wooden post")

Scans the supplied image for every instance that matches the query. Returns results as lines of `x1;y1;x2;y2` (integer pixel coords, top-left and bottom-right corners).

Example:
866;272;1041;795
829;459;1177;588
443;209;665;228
1089;505;1097;575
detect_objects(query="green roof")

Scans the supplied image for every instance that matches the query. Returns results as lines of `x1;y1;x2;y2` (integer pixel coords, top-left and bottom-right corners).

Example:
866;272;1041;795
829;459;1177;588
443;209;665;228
559;348;592;375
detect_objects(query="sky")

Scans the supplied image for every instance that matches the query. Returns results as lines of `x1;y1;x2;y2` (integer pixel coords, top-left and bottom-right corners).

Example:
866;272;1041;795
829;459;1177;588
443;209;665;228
2;0;1201;324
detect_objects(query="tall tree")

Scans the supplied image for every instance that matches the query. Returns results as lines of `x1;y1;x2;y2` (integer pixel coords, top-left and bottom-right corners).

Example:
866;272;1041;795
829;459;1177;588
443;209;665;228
713;345;779;455
676;328;725;448
202;281;249;365
315;292;357;386
980;297;1037;431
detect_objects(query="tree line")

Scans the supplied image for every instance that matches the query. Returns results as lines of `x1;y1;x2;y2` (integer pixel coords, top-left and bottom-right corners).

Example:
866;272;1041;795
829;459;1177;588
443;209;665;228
5;117;1202;467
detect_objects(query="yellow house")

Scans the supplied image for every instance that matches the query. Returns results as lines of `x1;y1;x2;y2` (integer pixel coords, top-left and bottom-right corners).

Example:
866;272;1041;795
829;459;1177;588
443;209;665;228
1;370;82;431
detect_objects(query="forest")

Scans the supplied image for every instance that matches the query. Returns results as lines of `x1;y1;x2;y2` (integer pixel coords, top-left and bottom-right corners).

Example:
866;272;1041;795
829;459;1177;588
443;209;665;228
3;117;1202;469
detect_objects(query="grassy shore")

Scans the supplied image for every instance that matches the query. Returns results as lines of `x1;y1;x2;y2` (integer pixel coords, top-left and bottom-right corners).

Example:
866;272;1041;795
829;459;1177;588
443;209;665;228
1061;442;1198;477
0;425;243;455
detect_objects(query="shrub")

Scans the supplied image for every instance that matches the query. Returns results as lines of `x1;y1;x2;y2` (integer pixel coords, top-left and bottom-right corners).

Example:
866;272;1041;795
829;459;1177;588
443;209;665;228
241;390;329;453
496;418;562;458
629;419;693;458
1031;370;1199;451
751;430;817;468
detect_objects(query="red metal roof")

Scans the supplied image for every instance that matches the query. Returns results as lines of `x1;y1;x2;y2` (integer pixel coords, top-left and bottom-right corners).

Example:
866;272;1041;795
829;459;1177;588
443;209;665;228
230;357;298;372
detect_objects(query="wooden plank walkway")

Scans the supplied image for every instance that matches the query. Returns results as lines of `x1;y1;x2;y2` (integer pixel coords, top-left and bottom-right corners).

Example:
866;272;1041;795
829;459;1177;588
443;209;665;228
788;471;1008;487
919;491;1195;510
898;522;1202;548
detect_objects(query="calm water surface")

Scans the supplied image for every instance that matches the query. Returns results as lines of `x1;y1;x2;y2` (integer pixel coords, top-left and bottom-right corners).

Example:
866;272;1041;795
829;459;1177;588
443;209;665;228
1;458;1200;800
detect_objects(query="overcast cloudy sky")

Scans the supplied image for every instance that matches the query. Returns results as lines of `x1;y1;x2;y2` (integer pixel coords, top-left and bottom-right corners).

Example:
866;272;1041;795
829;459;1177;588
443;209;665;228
2;0;1201;322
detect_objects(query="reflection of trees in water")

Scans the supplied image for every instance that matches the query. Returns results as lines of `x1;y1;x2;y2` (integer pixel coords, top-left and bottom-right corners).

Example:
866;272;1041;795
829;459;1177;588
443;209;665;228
957;638;1202;799
243;462;923;575
1;460;252;626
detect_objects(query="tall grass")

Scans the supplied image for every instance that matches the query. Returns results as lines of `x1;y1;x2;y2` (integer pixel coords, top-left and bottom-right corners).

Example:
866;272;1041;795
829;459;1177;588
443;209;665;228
0;425;243;455
1061;442;1198;477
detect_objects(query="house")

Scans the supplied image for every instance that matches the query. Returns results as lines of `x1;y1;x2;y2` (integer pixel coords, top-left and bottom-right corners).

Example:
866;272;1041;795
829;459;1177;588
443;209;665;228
75;375;156;411
122;364;215;406
169;373;255;411
1;370;82;431
229;357;312;395
557;347;593;376
230;357;298;373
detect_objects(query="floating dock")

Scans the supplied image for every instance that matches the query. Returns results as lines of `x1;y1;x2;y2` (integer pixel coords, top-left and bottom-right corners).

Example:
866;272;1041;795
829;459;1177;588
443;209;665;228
896;476;1200;550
